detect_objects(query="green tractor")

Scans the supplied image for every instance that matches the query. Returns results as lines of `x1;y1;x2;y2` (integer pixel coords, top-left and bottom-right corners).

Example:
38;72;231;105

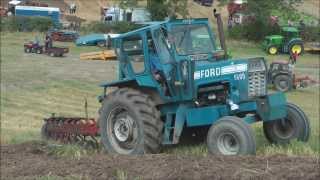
263;27;304;55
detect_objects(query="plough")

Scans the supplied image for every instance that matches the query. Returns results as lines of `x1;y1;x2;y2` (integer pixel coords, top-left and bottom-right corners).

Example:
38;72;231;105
42;115;99;148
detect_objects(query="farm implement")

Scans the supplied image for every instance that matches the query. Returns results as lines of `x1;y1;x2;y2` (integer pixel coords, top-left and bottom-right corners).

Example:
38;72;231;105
42;115;99;147
268;60;318;92
41;10;310;155
24;41;69;57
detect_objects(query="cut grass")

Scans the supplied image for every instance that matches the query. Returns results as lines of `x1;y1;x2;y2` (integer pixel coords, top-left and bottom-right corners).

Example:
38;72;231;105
1;32;319;156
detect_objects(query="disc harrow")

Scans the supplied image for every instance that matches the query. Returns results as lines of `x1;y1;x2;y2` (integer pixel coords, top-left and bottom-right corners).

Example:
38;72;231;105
42;115;99;148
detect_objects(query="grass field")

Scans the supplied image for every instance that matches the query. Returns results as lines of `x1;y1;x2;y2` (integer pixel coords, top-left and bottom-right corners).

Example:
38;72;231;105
1;32;319;156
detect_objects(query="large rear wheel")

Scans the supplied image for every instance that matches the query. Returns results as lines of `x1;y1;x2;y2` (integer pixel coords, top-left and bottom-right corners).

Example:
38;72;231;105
99;88;163;154
289;42;304;55
207;116;256;155
263;103;310;144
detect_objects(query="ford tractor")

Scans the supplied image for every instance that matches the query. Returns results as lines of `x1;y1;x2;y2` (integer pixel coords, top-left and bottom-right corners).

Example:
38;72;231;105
263;26;304;55
42;10;310;155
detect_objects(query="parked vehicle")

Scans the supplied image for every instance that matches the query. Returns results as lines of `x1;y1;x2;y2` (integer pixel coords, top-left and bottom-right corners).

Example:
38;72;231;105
101;6;151;23
15;6;60;25
24;41;43;54
24;41;69;57
262;26;304;55
268;60;317;91
48;30;79;42
194;0;214;6
76;33;119;47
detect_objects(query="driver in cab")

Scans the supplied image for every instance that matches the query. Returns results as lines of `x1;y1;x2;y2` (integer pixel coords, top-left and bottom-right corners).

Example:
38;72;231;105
148;41;169;95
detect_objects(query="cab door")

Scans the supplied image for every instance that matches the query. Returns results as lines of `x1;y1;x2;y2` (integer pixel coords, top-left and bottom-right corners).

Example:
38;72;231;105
151;28;177;98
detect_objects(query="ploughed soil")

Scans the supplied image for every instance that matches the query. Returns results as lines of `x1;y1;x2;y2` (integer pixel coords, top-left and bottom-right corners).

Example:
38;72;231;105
1;142;319;180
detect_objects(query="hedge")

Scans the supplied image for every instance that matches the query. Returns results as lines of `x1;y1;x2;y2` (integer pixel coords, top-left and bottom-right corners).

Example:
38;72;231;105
1;16;53;32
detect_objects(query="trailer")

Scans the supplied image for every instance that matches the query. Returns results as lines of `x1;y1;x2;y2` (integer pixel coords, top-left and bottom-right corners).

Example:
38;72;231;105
304;42;320;53
15;6;60;25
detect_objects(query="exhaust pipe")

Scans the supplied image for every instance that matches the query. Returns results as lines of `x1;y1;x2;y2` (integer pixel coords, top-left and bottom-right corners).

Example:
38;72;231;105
213;9;227;59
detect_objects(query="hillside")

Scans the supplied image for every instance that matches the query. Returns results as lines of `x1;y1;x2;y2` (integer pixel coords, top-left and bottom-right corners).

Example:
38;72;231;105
0;0;318;23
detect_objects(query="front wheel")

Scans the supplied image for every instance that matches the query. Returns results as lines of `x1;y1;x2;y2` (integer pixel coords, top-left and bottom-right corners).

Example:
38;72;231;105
207;116;256;155
263;103;310;144
268;46;278;55
25;47;31;53
99;88;163;155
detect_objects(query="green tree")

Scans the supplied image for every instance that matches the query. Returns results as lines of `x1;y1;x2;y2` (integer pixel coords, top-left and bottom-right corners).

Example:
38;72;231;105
147;0;189;21
222;0;303;40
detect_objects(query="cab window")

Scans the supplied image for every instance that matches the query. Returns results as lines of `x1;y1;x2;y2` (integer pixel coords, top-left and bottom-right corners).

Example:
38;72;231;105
122;35;145;74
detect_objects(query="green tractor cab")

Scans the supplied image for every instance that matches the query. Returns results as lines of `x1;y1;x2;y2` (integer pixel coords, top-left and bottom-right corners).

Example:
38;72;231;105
263;26;304;55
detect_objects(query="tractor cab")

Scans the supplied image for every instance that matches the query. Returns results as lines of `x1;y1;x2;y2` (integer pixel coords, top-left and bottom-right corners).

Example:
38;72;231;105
281;27;299;42
111;18;230;103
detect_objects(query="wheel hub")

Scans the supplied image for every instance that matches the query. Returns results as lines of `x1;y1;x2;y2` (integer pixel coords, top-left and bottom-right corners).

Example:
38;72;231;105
273;118;294;139
279;80;289;89
269;47;277;54
113;116;134;142
291;45;302;54
217;133;240;155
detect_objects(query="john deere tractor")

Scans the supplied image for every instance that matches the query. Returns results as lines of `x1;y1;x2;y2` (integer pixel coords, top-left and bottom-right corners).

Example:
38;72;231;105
42;10;310;155
263;26;304;55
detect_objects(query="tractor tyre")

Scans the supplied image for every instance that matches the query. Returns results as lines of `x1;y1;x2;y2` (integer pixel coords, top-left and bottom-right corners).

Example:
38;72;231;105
25;48;31;53
263;103;310;144
207;116;256;155
274;74;292;92
49;52;55;57
289;41;304;56
36;49;42;54
267;46;278;55
99;88;163;155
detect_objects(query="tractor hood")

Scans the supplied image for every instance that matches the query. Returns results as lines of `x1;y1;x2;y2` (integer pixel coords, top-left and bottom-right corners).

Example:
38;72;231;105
265;35;283;40
192;58;267;102
193;59;248;85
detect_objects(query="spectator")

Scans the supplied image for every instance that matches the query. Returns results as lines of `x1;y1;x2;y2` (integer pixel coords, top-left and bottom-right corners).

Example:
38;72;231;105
107;35;112;50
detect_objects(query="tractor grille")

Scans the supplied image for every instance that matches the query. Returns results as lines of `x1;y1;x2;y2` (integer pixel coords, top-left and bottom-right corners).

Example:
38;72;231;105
248;58;267;97
248;71;267;97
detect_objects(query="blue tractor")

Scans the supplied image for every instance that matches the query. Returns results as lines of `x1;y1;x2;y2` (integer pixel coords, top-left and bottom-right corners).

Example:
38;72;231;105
97;10;310;155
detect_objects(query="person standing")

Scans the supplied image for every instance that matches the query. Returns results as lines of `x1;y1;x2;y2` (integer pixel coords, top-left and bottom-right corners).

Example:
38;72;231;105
45;34;52;50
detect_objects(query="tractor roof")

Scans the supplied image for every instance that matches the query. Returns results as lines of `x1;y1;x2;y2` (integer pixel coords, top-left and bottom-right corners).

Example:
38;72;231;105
282;26;299;32
116;18;210;39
